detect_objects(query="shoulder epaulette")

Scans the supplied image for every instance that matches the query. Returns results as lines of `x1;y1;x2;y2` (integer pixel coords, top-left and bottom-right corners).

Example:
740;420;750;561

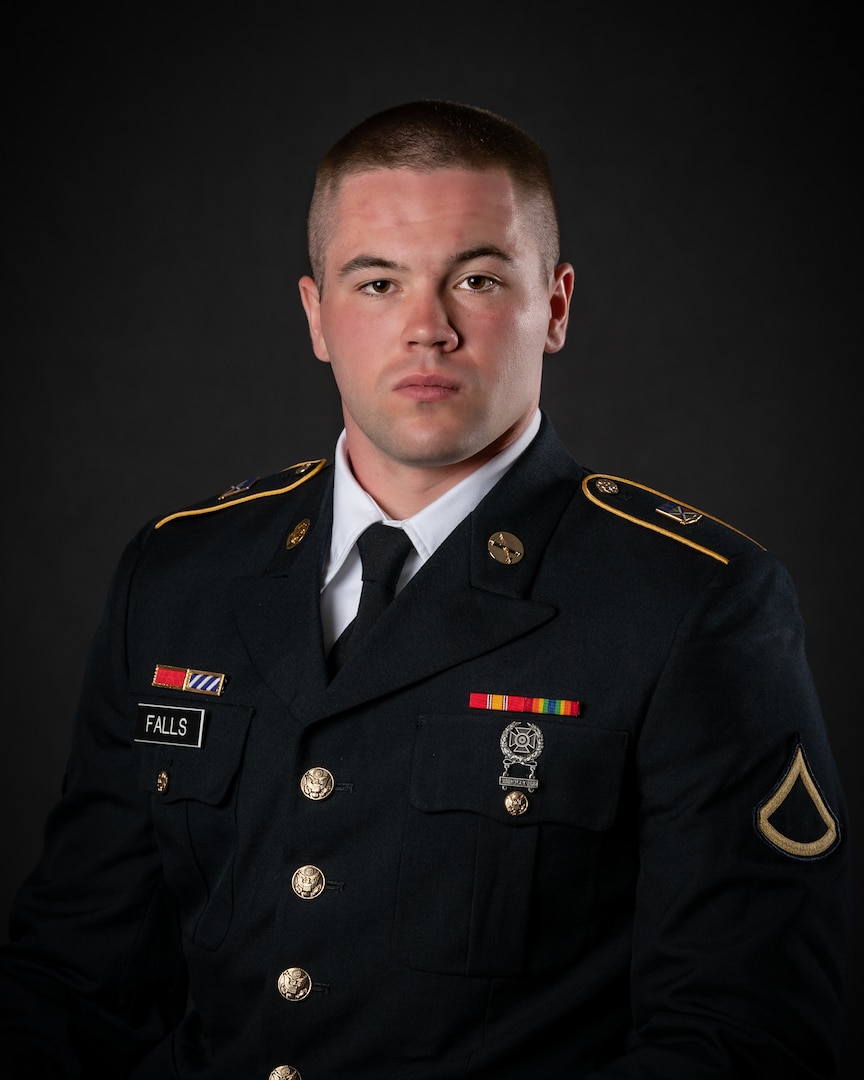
581;473;765;565
154;459;327;530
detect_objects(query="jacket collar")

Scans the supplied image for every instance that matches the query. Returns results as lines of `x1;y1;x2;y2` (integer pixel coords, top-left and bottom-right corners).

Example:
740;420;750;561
232;417;583;723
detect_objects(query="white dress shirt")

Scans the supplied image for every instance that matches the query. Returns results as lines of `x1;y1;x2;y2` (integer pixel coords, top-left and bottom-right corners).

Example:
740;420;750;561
319;410;542;651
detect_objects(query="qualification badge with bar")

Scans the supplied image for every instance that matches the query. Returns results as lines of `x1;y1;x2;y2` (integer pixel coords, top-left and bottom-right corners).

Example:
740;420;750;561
500;719;544;784
499;721;544;817
469;692;580;817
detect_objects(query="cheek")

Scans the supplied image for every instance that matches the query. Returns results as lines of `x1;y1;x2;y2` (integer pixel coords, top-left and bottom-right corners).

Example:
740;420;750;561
476;313;543;372
466;309;519;354
321;330;381;403
474;298;547;346
320;306;385;363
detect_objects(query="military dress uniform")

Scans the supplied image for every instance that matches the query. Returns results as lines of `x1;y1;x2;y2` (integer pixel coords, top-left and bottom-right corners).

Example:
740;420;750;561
0;417;851;1078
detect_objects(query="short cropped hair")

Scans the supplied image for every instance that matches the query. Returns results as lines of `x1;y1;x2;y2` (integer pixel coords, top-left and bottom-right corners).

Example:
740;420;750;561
307;100;561;290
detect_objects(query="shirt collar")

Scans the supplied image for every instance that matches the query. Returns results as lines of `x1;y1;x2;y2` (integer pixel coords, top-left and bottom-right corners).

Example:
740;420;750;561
323;409;541;588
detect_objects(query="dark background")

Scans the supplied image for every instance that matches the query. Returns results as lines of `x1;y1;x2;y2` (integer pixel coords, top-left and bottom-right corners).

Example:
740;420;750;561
2;3;859;1074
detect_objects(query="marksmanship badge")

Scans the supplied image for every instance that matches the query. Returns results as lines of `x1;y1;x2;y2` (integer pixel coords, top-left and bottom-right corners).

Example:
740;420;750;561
499;721;544;792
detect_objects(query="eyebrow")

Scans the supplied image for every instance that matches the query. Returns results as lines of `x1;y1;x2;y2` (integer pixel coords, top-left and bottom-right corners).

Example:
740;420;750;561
337;255;404;278
336;246;514;279
452;246;514;266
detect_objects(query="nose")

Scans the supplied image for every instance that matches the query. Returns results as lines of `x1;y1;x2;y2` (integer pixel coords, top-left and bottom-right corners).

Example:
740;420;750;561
403;290;459;351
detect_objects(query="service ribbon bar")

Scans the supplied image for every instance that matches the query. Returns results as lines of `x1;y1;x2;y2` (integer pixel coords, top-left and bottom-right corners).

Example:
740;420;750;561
153;664;226;697
469;692;579;716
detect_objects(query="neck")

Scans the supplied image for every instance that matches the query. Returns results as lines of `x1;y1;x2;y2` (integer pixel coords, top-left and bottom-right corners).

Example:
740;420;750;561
341;411;537;519
346;453;492;520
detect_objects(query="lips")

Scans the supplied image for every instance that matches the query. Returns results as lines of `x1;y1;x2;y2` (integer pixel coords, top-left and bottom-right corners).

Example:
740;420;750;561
392;373;459;401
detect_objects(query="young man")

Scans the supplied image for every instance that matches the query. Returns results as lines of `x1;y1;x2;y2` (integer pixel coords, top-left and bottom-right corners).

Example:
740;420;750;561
0;100;851;1079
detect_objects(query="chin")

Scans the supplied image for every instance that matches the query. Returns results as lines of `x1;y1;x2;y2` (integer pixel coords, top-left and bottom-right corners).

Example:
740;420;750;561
396;434;493;470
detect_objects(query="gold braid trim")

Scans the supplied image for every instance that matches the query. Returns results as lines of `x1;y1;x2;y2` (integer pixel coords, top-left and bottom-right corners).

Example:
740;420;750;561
581;473;765;566
154;459;327;529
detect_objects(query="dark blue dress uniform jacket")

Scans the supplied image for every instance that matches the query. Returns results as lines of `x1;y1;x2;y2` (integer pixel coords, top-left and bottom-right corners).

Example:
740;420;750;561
0;418;852;1078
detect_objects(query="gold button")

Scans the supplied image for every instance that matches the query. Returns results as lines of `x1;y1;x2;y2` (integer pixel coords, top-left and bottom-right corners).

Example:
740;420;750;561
300;767;334;801
487;531;524;565
156;770;169;794
292;864;325;900
269;1067;302;1080
285;518;311;550
504;790;529;816
277;966;312;1001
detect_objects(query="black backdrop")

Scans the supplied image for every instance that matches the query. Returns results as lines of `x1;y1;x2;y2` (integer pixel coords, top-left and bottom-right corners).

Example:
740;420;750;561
2;4;860;1074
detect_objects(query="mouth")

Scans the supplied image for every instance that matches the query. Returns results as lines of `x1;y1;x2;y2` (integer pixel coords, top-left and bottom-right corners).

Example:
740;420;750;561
392;373;460;402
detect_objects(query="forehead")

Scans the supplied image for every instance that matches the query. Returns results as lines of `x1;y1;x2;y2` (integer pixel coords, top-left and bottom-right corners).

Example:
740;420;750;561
325;167;536;255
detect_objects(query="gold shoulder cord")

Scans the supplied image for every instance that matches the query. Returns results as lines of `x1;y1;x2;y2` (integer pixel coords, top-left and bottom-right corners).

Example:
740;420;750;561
154;459;328;529
581;474;765;566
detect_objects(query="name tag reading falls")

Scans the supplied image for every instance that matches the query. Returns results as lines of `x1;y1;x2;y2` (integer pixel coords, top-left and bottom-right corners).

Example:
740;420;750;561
135;703;206;747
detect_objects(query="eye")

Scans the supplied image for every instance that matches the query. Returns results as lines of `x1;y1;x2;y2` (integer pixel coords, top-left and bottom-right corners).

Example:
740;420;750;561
359;279;393;295
457;274;498;292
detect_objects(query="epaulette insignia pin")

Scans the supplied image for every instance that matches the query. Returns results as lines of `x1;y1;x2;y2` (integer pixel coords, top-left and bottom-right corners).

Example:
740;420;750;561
656;501;702;525
219;476;259;500
595;478;619;494
284;461;316;477
153;664;226;696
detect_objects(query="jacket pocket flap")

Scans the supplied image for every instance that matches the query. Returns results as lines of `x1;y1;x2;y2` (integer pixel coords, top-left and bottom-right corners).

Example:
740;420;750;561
132;698;253;804
411;713;628;830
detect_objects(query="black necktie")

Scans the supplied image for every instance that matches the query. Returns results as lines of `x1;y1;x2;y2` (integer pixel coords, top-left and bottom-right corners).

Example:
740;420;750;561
327;523;414;675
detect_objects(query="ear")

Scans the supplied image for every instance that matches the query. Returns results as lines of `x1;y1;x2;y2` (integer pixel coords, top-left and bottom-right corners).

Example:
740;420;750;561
544;262;575;354
298;275;331;363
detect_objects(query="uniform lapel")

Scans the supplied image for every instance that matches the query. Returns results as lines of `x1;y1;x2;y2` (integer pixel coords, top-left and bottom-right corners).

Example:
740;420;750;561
231;474;333;712
319;420;582;719
231;420;584;725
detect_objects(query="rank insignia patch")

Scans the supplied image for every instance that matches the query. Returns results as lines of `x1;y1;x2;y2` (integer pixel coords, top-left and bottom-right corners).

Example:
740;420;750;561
152;664;226;696
756;743;840;859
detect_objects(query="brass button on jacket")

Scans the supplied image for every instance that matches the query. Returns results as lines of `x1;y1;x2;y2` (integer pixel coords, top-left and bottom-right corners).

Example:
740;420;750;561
269;1067;301;1080
277;967;312;1001
292;864;325;899
300;767;334;800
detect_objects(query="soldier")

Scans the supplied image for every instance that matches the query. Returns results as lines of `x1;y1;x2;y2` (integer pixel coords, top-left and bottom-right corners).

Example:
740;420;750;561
0;100;851;1078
